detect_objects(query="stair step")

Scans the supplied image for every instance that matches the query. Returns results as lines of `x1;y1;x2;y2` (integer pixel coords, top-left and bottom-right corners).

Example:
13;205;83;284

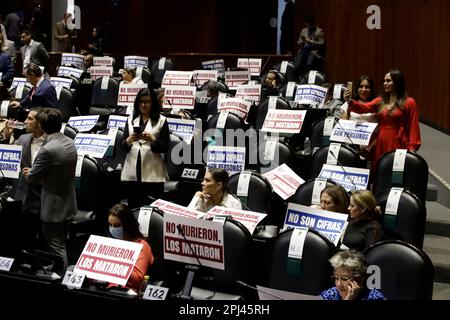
423;235;450;283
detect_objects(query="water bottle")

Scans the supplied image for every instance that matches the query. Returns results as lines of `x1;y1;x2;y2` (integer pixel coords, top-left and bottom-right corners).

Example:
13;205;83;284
72;45;76;53
7;120;26;130
304;137;311;155
116;163;122;171
139;275;150;297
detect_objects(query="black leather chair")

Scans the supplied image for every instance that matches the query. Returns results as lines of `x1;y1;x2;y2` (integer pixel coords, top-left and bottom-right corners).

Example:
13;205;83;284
95;128;126;170
70;156;101;238
138;67;153;85
163;134;184;201
56;86;74;122
62;123;79;140
373;150;429;204
89;76;119;116
267;228;336;295
150;57;175;88
247;139;294;174
273;61;297;82
228;171;273;215
375;187;426;249
289;178;337;206
255;96;291;131
310;144;364;179
298;70;326;86
190;218;252;300
309;117;338;149
364;240;434;300
9;85;31;101
204;111;247;147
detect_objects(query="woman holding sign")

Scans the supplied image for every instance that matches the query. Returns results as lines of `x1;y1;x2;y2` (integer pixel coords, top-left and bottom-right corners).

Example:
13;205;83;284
120;88;169;209
321;250;385;300
188;168;241;213
107;203;154;291
341;190;384;251
344;69;421;170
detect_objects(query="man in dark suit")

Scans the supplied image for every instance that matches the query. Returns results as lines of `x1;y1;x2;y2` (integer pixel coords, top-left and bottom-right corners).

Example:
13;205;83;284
19;28;49;70
3;108;45;249
24;108;78;274
9;63;58;109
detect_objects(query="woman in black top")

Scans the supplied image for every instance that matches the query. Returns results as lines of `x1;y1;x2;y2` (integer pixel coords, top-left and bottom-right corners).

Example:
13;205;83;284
342;190;383;251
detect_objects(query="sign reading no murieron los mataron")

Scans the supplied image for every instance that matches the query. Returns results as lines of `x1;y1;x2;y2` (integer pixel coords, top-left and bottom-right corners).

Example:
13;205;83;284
263;163;305;200
262;109;307;134
204;206;267;235
74;235;143;286
150;198;205;219
117;83;148;107
0;145;22;179
164;214;225;270
163;86;196;110
161;71;193;88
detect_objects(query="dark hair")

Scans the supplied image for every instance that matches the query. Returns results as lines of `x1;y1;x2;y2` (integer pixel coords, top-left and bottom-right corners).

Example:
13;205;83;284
123;67;136;78
24;63;43;77
352;75;377;101
108;203;144;241
20;28;32;36
380;69;407;114
305;15;316;25
321;185;350;214
207;168;230;193
133;87;160;124
37;108;62;133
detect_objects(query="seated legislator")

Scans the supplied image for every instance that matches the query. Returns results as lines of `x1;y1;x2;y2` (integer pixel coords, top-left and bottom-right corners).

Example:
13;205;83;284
321;250;385;300
341;190;384;251
107;203;154;292
188;168;241;213
9;63;58;109
312;185;349;214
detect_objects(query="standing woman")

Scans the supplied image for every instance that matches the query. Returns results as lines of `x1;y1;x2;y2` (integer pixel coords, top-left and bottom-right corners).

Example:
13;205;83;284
121;88;169;209
344;69;421;170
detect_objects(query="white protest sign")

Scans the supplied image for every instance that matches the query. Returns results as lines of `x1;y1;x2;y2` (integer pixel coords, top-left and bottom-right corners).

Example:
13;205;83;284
90;66;114;81
261;109;307;134
286;82;297;99
57;66;83;78
385;187;404;215
167;118;196;144
150;198;205;219
217;97;252;120
163;85;196;110
318;164;370;192
74;235;143;286
93;56;114;66
163;214;225;270
202;59;225;72
61;53;85;70
393;149;407;172
10;77;31;89
68;115;99;132
1;100;9;117
124;55;148;68
235;84;261;105
263;164;305;200
0;145;22;179
161;71;193;88
50;77;73;89
74;133;114;158
192;70;218;87
224;70;251;90
117;83;148;107
333;84;344;100
138;207;152;237
237;58;262;76
330;119;378;146
294;84;328;106
284;203;349;246
204;206;267;235
207;146;246;175
107;115;128;129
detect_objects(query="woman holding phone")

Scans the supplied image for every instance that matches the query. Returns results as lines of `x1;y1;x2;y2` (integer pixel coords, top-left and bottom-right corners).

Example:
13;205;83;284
120;87;169;209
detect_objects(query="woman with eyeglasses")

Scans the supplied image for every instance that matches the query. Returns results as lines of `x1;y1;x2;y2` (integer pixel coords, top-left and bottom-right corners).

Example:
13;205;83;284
120;87;169;209
321;250;385;300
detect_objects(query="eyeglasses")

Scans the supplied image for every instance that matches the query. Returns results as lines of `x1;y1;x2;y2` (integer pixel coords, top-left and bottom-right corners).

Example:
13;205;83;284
331;275;353;282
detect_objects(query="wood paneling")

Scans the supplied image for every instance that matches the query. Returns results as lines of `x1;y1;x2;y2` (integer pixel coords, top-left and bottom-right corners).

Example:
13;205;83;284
296;0;450;131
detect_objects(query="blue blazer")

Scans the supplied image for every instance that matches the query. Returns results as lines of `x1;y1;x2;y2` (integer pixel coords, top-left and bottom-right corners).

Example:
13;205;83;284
21;78;58;109
0;53;15;83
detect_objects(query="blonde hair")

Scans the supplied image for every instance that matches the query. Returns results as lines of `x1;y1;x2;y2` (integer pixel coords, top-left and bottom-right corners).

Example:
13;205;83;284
350;189;381;217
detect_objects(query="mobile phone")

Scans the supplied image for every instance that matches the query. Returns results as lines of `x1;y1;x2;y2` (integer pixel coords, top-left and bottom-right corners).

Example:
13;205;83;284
133;126;142;134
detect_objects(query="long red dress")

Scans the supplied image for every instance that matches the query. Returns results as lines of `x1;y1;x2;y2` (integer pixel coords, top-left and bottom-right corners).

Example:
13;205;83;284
349;96;421;169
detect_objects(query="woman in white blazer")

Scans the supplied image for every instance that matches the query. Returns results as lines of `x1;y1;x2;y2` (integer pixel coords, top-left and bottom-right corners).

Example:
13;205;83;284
120;87;169;209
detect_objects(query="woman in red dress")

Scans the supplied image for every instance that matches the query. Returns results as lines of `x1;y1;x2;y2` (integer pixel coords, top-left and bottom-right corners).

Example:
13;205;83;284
344;69;421;171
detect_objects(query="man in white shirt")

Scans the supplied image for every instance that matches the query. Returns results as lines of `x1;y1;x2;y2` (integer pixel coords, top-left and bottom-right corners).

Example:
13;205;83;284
20;29;49;71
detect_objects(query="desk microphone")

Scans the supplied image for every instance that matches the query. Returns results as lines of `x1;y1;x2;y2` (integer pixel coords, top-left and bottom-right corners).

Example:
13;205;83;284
328;150;357;192
236;280;286;300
